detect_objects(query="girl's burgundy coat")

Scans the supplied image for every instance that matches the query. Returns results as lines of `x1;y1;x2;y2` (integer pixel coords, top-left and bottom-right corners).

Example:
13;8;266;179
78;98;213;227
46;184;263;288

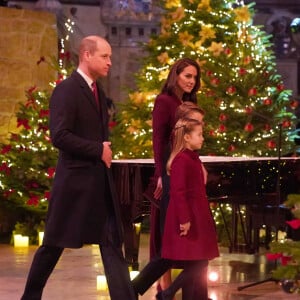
162;149;219;261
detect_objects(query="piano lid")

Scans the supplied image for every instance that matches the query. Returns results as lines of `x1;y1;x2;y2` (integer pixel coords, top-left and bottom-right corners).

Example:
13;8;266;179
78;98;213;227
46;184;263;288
112;156;300;164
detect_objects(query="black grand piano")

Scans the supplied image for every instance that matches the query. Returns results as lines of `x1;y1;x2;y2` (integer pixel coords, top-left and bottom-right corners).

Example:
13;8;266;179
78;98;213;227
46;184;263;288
112;157;300;266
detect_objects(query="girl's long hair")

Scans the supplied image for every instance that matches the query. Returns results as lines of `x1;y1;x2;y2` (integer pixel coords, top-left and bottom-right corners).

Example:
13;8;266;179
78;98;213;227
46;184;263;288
166;118;202;174
161;58;201;103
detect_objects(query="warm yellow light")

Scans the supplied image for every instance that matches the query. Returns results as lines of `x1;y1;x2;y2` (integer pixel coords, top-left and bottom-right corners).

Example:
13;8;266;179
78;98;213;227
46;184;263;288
134;223;141;235
38;232;44;246
96;275;108;291
14;234;29;247
130;271;140;280
208;271;219;282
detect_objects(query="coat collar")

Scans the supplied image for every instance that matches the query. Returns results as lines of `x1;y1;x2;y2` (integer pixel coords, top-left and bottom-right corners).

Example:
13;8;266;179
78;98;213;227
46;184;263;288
76;68;93;90
183;148;200;160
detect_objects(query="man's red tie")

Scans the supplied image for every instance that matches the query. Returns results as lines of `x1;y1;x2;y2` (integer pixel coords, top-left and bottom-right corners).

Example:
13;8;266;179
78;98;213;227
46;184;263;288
91;82;100;110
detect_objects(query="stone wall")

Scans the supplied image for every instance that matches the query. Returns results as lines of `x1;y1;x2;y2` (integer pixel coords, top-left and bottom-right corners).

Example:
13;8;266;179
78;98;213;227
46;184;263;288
0;6;57;142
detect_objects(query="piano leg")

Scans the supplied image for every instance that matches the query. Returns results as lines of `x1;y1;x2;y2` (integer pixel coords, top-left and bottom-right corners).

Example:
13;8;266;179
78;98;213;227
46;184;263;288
217;203;233;249
230;204;254;254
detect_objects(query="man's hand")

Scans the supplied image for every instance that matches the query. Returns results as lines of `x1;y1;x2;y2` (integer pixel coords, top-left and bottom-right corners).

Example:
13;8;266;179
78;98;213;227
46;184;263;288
102;141;112;168
180;221;191;236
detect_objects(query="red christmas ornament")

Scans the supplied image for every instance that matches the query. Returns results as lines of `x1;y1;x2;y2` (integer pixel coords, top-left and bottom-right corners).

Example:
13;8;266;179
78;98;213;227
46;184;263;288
276;83;284;92
244;123;254;132
248;87;257;96
218;124;226;132
226;86;236;95
224;47;232;56
44;191;51;200
239;68;247;75
47;167;56;178
228;144;235;152
219;113;227;122
290;99;299;109
263;98;272;105
267;140;276;149
109;121;117;129
245;106;253;114
210;77;220;87
27;195;40;206
282;120;291;128
206;70;213;77
209;129;216;136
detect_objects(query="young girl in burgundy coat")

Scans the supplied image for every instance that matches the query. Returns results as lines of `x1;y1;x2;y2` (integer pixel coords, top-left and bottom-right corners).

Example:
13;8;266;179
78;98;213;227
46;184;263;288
157;117;219;300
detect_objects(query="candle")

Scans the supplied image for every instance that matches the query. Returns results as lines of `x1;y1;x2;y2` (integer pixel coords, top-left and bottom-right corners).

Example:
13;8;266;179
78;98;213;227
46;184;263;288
96;275;107;291
14;234;29;247
38;232;44;246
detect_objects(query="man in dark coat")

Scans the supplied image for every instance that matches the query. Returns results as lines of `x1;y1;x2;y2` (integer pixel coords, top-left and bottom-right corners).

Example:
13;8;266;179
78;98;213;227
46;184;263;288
21;36;136;300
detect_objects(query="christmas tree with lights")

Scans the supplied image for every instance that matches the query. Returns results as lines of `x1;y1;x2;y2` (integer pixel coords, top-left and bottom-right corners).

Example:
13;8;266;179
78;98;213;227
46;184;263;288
0;61;73;222
0;21;74;224
111;0;298;159
0;86;55;216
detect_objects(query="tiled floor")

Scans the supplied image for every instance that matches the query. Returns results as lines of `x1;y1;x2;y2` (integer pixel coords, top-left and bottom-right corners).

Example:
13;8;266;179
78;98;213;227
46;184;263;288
0;233;299;300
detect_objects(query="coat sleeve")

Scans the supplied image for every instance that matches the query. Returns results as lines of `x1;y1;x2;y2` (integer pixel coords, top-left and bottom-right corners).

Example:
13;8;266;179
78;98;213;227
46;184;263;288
152;95;170;177
49;79;103;160
170;155;191;224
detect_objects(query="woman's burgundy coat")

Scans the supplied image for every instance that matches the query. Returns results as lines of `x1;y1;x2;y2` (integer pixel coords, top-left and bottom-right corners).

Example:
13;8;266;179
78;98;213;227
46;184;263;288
43;71;123;248
162;149;219;261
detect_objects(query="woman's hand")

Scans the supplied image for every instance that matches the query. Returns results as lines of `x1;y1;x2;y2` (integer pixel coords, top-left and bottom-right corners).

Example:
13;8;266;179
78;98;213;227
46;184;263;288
202;164;208;185
153;176;162;200
180;221;191;236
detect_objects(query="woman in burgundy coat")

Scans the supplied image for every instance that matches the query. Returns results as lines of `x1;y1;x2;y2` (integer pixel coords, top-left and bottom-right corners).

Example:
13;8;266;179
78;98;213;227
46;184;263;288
157;117;219;300
133;58;205;298
151;58;201;291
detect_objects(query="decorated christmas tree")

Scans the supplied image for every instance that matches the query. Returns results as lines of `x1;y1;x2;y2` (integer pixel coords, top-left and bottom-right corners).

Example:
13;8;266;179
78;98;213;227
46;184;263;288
0;28;74;224
0;86;55;216
111;0;298;159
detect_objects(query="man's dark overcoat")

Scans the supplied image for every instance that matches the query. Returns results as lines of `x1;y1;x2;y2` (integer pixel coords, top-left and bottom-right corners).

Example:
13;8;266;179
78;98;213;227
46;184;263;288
43;71;122;248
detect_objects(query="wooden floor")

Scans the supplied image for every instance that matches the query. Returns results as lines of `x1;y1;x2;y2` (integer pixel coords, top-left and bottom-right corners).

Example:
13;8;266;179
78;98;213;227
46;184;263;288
0;233;298;300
